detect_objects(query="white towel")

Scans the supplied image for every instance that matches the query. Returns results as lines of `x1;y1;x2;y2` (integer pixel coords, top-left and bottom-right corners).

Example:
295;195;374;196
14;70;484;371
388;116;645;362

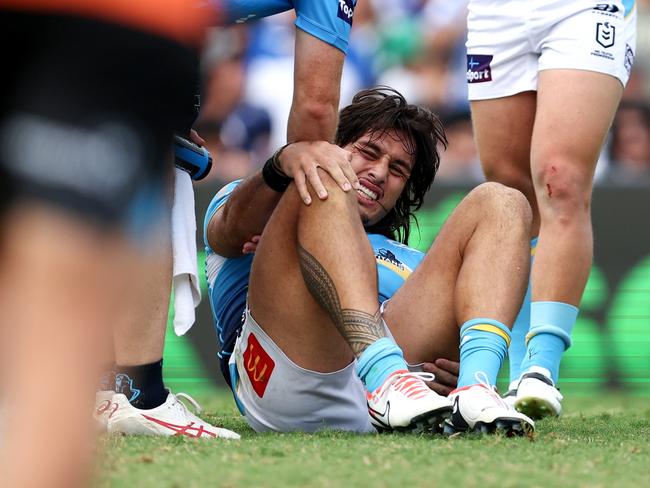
171;168;201;336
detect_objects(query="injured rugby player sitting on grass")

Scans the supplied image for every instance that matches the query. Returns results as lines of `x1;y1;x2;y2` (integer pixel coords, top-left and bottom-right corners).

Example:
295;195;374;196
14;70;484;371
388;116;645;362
204;87;535;435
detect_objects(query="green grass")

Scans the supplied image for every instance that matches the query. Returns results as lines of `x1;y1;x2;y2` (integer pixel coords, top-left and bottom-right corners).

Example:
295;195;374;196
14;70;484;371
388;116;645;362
97;390;650;488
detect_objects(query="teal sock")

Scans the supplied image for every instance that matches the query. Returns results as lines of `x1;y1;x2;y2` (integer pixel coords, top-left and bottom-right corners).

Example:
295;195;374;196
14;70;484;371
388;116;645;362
357;337;409;392
509;281;531;383
520;301;578;383
509;238;537;384
457;319;511;388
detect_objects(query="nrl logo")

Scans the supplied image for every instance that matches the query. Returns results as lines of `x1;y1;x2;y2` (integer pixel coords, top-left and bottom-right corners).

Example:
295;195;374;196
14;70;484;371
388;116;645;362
596;22;615;48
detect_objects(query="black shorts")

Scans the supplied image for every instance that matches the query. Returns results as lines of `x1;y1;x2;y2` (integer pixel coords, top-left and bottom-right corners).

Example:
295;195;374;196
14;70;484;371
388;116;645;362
0;10;200;228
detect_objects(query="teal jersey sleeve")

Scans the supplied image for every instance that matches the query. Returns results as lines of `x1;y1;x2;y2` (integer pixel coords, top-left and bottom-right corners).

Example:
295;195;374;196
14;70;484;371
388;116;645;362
203;179;242;251
293;0;356;53
223;0;294;24
367;234;425;304
224;0;357;53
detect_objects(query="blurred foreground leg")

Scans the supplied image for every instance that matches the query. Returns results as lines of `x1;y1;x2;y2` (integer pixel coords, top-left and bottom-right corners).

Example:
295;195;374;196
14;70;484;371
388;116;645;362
0;205;129;487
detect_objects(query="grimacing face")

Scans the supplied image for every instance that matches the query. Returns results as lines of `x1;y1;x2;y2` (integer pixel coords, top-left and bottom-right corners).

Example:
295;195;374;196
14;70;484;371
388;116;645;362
343;129;414;227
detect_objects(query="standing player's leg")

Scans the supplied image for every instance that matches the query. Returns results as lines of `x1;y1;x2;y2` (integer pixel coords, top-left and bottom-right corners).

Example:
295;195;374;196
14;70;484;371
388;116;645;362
384;182;534;434
0;9;224;485
110;209;171;405
472;94;538;227
0;206;124;488
102;151;238;439
99;185;239;439
516;69;623;418
470;93;537;390
106;85;197;414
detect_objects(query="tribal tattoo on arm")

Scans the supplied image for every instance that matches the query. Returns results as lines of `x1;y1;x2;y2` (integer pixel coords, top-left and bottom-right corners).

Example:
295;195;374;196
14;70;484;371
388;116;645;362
298;244;385;356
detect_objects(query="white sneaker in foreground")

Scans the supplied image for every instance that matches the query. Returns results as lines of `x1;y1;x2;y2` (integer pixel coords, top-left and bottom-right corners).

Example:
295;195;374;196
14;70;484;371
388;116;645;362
367;370;452;433
444;373;534;436
515;366;563;420
107;391;240;439
94;390;116;432
501;380;518;409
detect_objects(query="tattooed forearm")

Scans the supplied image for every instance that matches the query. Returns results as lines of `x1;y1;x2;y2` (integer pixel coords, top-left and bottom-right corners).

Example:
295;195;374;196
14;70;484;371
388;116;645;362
298;245;385;356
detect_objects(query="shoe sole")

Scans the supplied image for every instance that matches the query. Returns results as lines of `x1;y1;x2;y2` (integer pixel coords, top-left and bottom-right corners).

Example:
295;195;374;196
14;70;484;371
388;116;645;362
371;406;452;434
515;396;559;420
443;417;534;437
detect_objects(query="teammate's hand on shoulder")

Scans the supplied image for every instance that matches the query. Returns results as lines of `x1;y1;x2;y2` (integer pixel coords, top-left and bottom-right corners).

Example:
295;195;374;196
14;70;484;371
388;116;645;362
421;359;459;396
278;141;360;205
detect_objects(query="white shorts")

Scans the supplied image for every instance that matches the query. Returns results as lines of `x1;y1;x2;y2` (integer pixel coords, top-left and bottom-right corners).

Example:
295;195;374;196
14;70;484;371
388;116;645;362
230;308;375;433
466;0;637;100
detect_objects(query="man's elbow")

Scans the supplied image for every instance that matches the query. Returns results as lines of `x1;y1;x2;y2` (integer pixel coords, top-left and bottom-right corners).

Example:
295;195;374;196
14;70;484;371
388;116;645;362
207;213;240;257
290;99;339;141
302;99;337;122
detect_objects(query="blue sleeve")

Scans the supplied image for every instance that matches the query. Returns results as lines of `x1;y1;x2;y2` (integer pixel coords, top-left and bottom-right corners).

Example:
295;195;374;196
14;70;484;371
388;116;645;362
223;0;356;53
223;0;294;24
294;0;356;53
203;180;242;250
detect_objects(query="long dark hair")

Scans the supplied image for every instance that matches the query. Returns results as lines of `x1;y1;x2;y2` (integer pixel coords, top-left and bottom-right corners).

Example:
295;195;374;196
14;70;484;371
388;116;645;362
335;87;446;244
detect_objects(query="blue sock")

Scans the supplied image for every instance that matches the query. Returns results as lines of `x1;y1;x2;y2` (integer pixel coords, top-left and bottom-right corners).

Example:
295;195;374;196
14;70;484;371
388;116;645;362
509;237;537;384
509;282;531;384
457;319;511;388
357;338;409;392
519;301;578;383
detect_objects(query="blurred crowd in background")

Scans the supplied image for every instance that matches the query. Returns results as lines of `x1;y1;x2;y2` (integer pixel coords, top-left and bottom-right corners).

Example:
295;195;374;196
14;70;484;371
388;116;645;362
195;0;650;187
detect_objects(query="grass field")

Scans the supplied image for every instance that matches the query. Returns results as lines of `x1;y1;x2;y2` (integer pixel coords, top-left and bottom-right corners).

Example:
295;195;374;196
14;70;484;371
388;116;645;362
97;389;650;488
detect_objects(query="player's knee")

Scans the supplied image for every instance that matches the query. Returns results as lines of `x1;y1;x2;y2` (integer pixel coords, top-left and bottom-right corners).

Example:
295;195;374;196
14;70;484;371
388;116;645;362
474;182;532;231
302;168;357;215
315;167;338;191
534;160;591;222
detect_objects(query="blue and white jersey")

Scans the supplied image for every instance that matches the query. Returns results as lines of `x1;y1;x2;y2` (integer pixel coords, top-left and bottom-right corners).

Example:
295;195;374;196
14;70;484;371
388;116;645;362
369;233;424;303
223;0;357;53
203;180;253;380
204;180;425;382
